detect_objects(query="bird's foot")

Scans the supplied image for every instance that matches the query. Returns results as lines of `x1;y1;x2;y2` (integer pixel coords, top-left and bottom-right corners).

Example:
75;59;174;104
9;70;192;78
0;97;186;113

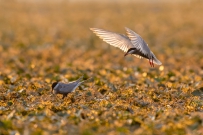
149;59;154;68
152;59;154;67
62;94;67;99
149;59;152;67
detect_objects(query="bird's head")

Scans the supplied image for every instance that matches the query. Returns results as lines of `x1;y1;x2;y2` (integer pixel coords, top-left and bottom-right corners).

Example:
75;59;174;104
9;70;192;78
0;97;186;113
51;82;58;92
124;48;136;56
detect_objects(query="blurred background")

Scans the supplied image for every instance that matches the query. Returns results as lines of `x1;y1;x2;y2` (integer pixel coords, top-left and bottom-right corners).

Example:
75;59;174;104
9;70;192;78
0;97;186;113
0;0;203;134
0;0;202;73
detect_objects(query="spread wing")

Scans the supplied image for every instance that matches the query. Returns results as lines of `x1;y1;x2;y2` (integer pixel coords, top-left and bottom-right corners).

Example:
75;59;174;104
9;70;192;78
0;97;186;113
90;28;134;52
125;27;151;58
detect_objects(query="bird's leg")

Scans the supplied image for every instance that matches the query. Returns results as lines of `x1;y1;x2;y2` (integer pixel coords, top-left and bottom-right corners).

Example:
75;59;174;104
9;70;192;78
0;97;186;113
152;58;154;67
149;59;152;67
62;94;67;99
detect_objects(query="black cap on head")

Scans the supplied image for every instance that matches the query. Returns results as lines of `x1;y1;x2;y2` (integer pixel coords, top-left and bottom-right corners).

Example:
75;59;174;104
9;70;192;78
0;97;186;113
52;82;58;91
124;48;136;56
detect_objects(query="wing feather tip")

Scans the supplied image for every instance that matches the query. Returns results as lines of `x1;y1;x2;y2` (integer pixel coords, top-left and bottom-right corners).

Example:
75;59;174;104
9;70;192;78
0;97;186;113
90;28;98;32
124;27;129;30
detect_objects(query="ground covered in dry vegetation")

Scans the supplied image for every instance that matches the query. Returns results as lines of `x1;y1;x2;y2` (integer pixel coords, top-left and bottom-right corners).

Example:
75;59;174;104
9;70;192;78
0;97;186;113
0;1;203;135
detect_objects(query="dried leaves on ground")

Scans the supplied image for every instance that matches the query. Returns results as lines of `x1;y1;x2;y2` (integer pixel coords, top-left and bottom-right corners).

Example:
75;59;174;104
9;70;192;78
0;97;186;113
0;1;203;135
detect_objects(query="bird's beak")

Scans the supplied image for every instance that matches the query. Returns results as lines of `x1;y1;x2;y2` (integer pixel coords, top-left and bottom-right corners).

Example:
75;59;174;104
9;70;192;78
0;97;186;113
125;48;135;57
52;90;57;94
51;88;54;94
124;52;128;57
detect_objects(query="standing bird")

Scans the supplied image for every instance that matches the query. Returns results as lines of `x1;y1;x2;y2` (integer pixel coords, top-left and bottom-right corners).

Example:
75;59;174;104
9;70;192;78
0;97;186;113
90;27;162;67
52;76;84;99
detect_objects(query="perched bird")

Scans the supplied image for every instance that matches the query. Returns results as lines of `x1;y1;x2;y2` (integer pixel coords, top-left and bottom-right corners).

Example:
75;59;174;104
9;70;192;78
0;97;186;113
90;27;162;67
51;76;84;99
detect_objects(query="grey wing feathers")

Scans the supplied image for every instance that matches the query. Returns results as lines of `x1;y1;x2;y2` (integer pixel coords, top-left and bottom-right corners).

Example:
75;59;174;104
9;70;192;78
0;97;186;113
90;28;133;52
125;27;151;57
59;81;82;93
56;76;83;93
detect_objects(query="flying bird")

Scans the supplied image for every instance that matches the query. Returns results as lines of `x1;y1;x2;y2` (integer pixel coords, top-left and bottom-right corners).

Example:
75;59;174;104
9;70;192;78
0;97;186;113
52;76;85;99
90;27;162;67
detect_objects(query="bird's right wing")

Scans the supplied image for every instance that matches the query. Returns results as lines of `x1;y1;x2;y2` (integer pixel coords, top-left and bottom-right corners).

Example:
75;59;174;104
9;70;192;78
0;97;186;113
90;28;133;52
125;27;151;57
59;82;81;93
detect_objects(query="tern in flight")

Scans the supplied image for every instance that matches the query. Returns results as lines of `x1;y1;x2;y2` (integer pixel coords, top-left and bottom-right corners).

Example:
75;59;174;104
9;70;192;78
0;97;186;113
90;27;162;67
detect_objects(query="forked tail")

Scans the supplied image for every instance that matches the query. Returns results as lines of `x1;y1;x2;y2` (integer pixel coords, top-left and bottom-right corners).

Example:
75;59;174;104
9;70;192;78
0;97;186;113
77;75;93;83
77;75;84;82
151;52;162;65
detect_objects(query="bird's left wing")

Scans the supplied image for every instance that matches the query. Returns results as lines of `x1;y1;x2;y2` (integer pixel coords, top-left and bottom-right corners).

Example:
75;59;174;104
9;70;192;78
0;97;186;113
90;28;133;52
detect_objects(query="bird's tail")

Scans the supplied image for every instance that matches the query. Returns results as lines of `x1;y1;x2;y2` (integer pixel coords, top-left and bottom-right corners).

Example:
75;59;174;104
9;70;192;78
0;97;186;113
154;58;162;65
151;52;162;65
77;75;93;83
83;77;93;83
77;75;84;82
